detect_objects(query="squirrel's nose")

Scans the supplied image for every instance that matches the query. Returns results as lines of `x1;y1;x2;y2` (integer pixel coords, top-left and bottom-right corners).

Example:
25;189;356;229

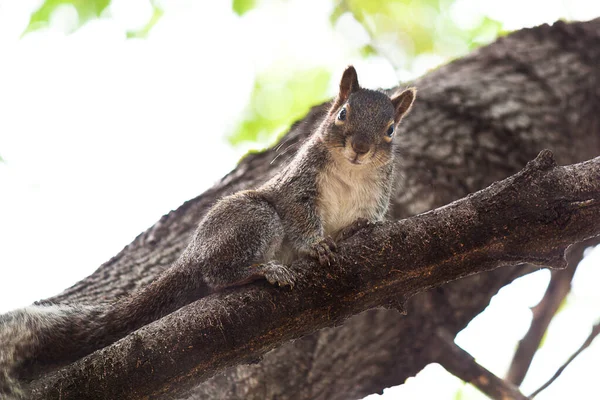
351;139;370;155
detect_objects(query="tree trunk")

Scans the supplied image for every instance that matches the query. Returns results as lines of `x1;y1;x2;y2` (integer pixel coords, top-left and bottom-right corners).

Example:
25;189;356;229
25;18;600;399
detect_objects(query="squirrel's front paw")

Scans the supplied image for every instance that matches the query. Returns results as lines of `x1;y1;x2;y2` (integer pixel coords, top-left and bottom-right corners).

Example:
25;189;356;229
336;218;371;242
309;237;337;266
261;262;296;289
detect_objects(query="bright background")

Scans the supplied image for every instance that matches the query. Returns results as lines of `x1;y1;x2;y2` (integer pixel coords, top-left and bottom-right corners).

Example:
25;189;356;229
0;1;599;399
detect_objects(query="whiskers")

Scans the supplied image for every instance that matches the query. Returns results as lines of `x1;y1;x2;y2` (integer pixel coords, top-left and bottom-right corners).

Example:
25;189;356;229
270;137;303;165
369;148;393;168
392;143;407;158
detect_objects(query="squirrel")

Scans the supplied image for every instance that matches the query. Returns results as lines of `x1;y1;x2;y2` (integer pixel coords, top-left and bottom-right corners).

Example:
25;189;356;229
0;66;415;398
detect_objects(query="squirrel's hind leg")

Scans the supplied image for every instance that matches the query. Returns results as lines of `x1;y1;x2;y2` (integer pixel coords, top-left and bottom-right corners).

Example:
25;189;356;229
256;261;295;288
192;192;291;291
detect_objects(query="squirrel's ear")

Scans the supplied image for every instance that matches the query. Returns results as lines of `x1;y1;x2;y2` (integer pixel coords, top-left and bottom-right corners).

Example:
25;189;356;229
391;87;416;122
338;66;360;102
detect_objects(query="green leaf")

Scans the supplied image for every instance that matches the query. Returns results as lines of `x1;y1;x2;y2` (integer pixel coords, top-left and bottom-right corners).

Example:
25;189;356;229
359;44;377;57
331;0;505;69
23;0;111;35
452;383;467;400
466;16;505;49
228;67;331;147
126;5;164;39
329;1;347;25
232;0;257;16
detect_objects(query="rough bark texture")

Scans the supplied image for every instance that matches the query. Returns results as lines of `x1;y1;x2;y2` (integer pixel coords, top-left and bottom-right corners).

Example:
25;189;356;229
28;152;600;399
20;18;600;400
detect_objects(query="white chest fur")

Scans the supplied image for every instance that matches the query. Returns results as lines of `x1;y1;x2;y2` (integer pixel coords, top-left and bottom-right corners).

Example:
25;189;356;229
317;162;387;237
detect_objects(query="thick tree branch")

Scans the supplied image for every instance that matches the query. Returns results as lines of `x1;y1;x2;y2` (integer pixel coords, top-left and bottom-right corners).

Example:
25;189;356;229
2;18;597;400
505;265;577;386
530;322;600;398
26;151;600;399
433;328;530;400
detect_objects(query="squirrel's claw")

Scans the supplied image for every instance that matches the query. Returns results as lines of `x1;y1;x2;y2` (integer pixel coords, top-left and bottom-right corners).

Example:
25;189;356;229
336;218;371;242
261;262;296;289
309;237;337;266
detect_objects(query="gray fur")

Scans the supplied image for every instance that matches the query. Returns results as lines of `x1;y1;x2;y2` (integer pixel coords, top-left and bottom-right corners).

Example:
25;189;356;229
0;66;416;397
0;304;101;398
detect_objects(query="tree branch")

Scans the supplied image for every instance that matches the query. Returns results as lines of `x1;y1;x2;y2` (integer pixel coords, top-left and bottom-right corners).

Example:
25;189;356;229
506;236;600;386
505;265;577;385
433;328;530;400
530;322;600;398
26;151;600;399
10;18;598;399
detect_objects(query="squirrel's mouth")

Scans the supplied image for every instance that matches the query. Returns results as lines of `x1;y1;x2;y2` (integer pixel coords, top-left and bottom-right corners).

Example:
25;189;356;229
338;143;371;166
346;152;367;165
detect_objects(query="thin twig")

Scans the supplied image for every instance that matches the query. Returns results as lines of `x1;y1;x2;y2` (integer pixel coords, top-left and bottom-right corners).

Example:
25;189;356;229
530;322;600;398
505;237;600;386
505;265;577;385
434;328;531;400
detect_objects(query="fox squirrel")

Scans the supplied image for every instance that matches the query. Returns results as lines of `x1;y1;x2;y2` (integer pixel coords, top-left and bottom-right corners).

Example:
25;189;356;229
0;66;415;398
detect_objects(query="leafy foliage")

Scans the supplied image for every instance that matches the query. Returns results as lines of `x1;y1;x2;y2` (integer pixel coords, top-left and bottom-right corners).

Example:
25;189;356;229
126;5;164;39
227;1;504;146
24;0;110;35
453;385;467;400
232;0;257;16
19;0;505;149
229;68;331;146
330;0;504;68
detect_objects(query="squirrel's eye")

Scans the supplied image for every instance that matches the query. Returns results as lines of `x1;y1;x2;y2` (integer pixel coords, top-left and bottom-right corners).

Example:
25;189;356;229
386;125;394;137
338;107;347;121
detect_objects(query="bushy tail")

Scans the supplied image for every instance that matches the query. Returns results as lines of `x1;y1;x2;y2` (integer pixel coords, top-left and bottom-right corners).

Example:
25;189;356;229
0;303;104;398
0;259;211;397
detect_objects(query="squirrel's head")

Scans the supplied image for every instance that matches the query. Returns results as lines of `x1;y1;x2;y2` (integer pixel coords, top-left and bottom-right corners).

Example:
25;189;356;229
322;66;416;167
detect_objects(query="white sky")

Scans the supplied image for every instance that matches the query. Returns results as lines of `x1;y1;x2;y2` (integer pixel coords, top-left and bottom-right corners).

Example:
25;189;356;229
0;1;599;399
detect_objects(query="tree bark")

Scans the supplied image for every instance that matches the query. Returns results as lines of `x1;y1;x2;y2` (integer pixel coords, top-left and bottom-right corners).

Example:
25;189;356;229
28;151;600;399
19;18;600;399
